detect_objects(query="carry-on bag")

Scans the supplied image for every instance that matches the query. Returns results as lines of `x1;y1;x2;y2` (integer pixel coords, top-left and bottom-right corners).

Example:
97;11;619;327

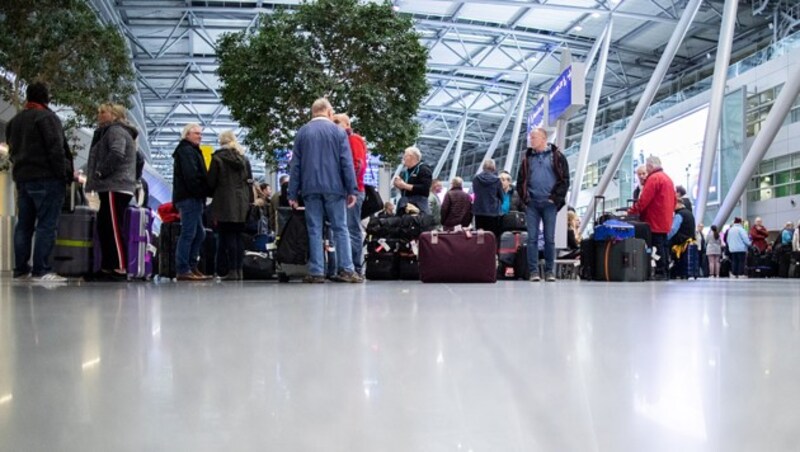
594;219;635;242
158;222;181;278
579;234;596;280
242;251;275;280
497;231;529;279
53;183;97;276
594;238;649;282
418;229;497;283
397;240;419;280
365;239;400;280
124;205;156;279
500;211;526;232
361;185;384;219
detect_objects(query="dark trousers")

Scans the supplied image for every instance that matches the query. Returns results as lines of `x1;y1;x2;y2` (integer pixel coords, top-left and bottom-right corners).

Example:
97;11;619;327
730;252;746;276
217;222;245;275
14;180;65;277
97;191;133;272
652;233;669;278
474;215;501;240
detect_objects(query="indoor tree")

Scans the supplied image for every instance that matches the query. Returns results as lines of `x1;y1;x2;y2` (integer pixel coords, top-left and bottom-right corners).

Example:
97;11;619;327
217;0;429;167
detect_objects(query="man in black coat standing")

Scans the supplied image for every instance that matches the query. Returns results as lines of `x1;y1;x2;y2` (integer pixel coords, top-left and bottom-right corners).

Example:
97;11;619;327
5;83;73;282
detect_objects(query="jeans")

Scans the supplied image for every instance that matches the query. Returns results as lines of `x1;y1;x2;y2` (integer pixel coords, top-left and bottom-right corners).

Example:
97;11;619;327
731;252;746;276
14;180;66;277
651;233;669;278
303;193;354;277
175;198;206;274
525;200;556;275
347;191;365;272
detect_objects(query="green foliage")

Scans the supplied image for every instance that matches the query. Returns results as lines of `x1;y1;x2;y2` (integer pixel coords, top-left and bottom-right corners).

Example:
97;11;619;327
217;0;428;167
0;0;135;121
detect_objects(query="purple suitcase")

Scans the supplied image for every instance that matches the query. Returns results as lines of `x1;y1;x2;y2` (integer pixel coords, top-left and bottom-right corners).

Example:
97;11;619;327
124;206;155;279
418;229;497;283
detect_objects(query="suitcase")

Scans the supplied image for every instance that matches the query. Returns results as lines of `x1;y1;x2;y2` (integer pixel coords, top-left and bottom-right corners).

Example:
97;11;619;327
53;206;97;276
365;239;401;280
500;211;526;232
158;222;181;278
594;219;635;241
124;206;156;279
720;258;731;277
746;252;774;278
594;238;649;282
418;230;497;283
498;231;529;280
242;251;275;280
579;234;596;280
397;240;419;280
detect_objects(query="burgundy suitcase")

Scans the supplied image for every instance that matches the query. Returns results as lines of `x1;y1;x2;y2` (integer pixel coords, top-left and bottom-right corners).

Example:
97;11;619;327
418;230;497;283
124;206;156;280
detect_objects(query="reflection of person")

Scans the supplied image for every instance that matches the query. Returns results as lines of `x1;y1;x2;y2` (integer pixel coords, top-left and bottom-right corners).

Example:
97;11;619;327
6;82;74;281
629;156;675;280
85;103;139;280
288;98;362;284
517;127;570;282
393;146;432;215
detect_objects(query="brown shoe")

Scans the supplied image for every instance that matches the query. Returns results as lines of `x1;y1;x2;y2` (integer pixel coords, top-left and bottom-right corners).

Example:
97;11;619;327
303;275;326;284
177;272;204;281
191;269;213;280
331;271;364;283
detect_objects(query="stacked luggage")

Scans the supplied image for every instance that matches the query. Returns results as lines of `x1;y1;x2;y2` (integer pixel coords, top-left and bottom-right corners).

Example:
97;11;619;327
363;213;433;281
746;249;776;278
497;210;529;280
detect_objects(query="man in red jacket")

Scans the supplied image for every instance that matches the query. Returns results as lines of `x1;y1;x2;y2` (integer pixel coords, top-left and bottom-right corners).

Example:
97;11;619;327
629;155;676;280
334;113;368;274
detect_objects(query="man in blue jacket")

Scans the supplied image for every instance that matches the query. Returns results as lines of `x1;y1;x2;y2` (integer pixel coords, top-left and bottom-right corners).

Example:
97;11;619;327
288;98;362;283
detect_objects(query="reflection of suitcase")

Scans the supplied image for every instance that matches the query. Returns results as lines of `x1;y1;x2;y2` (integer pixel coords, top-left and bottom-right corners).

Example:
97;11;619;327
419;230;496;283
53;206;97;276
124;206;155;279
594;238;648;282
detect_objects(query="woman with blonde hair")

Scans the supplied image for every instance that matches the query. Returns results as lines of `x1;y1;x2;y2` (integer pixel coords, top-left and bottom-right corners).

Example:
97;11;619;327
207;130;253;280
85;103;138;280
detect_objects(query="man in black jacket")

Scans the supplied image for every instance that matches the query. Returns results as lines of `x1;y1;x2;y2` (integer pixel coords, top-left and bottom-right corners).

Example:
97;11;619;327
393;146;432;215
172;123;211;281
516;127;569;282
6;83;73;282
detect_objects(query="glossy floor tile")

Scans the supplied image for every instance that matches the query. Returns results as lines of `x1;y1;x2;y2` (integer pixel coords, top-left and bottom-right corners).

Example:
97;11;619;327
1;275;799;451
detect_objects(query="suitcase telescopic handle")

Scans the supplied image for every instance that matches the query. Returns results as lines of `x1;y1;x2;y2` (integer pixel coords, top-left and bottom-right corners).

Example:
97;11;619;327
594;195;605;224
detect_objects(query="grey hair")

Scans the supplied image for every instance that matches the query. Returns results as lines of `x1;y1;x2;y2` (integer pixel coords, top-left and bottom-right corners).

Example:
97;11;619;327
311;98;332;117
646;155;662;168
636;164;647;173
181;123;201;140
482;159;496;172
451;176;463;188
404;146;422;161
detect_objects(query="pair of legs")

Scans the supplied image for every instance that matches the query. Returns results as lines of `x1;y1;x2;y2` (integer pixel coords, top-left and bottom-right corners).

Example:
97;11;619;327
303;194;355;277
14;180;65;277
346;191;365;273
708;254;721;277
651;233;669;279
474;215;501;242
97;191;133;273
730;252;746;276
216;222;244;276
175;198;206;275
525;200;556;277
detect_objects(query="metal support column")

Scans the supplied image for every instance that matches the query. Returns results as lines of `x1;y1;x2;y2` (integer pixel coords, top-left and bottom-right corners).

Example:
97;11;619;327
476;83;525;175
448;115;469;181
503;74;531;174
583;21;611;79
713;63;800;227
570;19;613;208
433;115;467;179
579;0;703;234
695;0;738;222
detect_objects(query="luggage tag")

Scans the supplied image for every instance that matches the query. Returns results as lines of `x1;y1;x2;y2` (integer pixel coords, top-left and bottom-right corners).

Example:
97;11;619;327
411;240;419;256
377;238;391;253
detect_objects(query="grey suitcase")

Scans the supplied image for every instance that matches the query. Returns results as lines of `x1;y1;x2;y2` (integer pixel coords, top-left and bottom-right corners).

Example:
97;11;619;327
594;238;649;282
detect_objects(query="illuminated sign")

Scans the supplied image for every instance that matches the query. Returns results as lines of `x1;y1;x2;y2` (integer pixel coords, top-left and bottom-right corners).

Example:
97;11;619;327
547;63;586;125
527;97;546;133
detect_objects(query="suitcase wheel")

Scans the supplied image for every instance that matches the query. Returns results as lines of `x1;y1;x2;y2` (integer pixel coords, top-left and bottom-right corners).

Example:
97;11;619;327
277;273;290;283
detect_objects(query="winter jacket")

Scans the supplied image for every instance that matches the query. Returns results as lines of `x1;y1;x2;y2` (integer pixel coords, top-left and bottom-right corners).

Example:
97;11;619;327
629;168;675;234
6;105;73;183
706;230;722;256
726;224;752;253
501;187;522;214
208;146;253;224
397;161;432;214
85;122;138;194
172;139;209;203
440;187;473;230
288;117;357;200
471;171;504;217
781;228;794;246
516;143;569;210
668;206;696;245
749;224;770;252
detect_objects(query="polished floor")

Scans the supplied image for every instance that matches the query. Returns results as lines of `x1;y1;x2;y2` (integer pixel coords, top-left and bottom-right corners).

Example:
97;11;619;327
1;275;799;452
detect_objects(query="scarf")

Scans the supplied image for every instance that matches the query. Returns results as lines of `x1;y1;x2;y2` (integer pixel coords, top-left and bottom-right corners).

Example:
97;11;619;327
25;102;48;111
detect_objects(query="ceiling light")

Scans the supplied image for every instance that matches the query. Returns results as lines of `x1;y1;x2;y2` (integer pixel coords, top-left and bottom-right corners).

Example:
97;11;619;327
573;25;583;32
592;13;601;18
706;52;712;59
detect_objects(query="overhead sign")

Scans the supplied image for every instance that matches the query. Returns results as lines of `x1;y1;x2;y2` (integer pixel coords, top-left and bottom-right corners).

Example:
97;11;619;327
527;97;547;133
547;63;586;126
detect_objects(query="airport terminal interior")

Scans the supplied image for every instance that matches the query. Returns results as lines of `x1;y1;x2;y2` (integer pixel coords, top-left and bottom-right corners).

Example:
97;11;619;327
2;0;800;450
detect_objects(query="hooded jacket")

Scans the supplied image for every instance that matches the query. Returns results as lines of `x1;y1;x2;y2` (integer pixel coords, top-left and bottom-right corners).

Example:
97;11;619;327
516;143;570;210
172;139;209;203
6;105;73;183
207;146;253;224
471;171;504;217
85;121;139;194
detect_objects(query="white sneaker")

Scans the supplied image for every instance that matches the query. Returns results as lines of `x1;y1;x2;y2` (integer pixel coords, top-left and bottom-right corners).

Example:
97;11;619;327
34;273;67;283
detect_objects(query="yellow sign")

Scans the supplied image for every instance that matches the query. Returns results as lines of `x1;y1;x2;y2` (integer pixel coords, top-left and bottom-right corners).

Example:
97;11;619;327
200;145;214;170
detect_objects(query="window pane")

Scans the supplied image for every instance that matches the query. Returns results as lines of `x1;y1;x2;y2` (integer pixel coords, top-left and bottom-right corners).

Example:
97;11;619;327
775;185;791;198
760;160;774;174
776;155;792;171
775;170;791;185
748;191;760;202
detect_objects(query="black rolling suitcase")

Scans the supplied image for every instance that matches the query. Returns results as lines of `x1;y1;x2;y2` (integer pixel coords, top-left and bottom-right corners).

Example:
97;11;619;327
53;183;97;277
579;235;596;280
498;231;529;279
365;239;400;280
397;240;419;280
594;238;649;282
158;222;181;278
